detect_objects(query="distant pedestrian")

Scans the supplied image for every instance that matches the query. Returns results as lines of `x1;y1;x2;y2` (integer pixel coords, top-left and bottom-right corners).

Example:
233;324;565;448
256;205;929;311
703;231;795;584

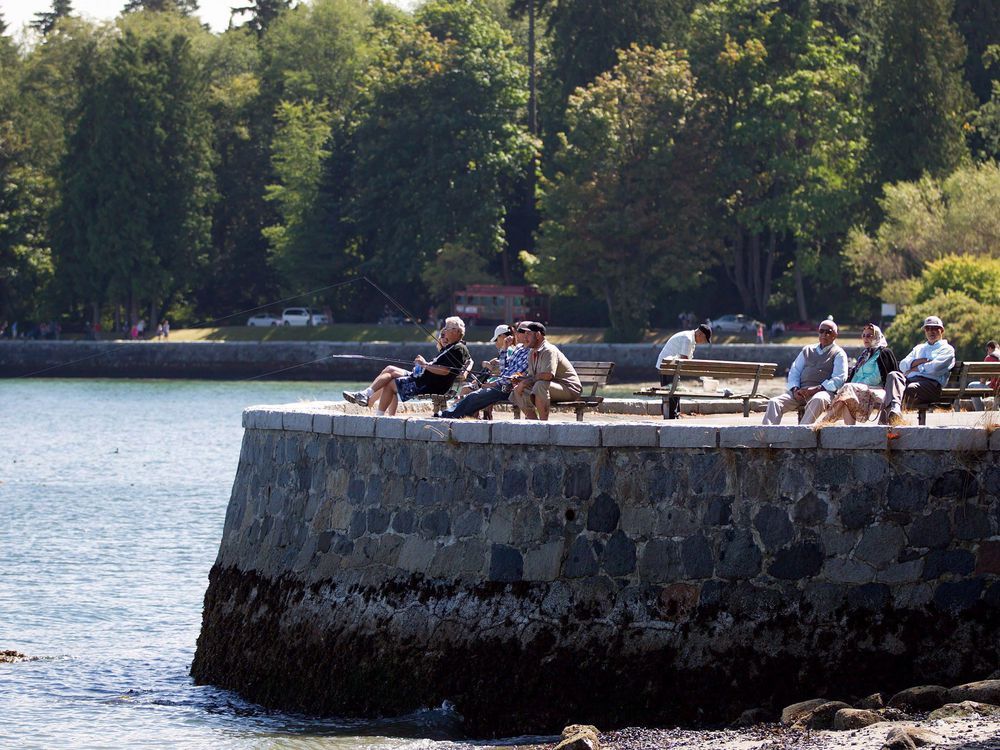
756;322;765;344
137;319;146;338
161;320;170;339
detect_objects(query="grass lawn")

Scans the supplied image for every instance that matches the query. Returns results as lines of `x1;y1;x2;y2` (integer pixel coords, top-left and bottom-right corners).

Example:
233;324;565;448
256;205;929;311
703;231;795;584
167;324;857;347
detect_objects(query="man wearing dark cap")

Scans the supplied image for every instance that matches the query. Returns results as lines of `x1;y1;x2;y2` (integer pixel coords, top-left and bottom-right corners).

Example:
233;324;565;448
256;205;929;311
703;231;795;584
654;323;712;419
510;322;582;420
879;315;955;425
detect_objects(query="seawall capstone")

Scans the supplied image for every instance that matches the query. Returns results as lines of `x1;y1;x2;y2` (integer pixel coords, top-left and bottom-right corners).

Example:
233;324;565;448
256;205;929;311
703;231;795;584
191;405;1000;737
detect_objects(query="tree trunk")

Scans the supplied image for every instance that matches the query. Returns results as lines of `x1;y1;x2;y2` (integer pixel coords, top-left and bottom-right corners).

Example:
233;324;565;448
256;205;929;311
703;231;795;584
794;245;809;322
528;0;537;137
91;301;101;340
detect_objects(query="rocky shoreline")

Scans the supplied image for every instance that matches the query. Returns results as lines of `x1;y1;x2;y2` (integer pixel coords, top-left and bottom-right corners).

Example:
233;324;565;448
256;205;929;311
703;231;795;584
460;679;1000;750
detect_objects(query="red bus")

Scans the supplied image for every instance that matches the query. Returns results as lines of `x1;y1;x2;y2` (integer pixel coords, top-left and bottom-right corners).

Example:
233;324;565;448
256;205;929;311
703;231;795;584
452;284;549;326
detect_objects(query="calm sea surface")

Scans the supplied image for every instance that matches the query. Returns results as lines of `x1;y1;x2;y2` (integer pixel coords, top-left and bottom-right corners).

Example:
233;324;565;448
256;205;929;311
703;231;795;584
0;379;485;750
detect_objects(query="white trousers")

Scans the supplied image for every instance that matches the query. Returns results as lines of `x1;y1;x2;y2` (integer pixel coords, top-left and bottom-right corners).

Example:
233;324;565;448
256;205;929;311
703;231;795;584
763;390;833;425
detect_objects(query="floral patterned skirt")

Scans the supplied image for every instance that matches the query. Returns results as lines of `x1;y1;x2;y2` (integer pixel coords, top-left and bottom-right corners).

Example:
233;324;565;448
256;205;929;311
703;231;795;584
830;383;886;423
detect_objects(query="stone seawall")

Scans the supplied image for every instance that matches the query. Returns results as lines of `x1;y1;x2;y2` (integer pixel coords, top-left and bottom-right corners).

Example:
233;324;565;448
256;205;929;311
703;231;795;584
0;341;858;381
191;407;1000;737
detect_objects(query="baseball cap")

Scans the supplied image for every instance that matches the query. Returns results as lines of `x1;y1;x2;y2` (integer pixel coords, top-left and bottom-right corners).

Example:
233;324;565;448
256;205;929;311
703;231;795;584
818;321;838;333
490;324;513;342
921;316;944;329
697;323;712;343
523;321;546;334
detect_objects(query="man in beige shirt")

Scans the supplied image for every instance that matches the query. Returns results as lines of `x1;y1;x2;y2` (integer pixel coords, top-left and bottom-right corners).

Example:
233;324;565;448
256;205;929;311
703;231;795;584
510;321;582;420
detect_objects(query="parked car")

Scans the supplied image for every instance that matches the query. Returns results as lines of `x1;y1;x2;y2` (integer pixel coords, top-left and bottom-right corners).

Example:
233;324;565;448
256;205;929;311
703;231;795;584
281;307;330;326
246;313;281;327
710;313;765;333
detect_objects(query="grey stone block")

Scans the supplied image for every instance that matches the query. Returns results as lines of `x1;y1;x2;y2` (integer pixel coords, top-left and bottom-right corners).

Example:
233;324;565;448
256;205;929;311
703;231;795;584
450;420;492;444
524;541;564;581
992;429;1000;451
719;425;817;449
563;536;598;578
375;417;407;439
638;538;683;581
490;544;524;583
601;423;659;447
769;542;824;579
818;426;887;450
822;558;874;584
333;414;376;438
587;493;621;533
493;421;551;445
312;412;333;434
397;536;437;572
255;409;284;430
550;423;601;447
405;418;449;441
242;408;256;429
754;505;794;551
717;530;762;578
855;525;906;568
659;425;719;448
281;411;314;432
877;559;923;584
889;427;988;451
602;530;637;576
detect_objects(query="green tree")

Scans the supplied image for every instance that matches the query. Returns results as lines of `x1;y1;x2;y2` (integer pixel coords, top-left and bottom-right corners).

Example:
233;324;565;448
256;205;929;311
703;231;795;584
913;253;1000;305
123;0;199;16
845;162;1000;294
531;46;711;341
230;0;290;38
952;0;1000;105
263;99;333;289
420;242;498;306
688;0;866;318
348;1;533;307
31;0;74;36
53;14;215;325
867;0;972;189
197;27;280;319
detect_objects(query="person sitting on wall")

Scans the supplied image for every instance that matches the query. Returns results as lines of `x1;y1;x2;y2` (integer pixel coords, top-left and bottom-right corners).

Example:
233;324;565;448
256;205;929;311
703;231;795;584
814;323;899;425
436;324;532;419
762;321;848;425
879;316;956;425
456;324;515;401
343;316;471;417
510;322;582;421
654;323;712;419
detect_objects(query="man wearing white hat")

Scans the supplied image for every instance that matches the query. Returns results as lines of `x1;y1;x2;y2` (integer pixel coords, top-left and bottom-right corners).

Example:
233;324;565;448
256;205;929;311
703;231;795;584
879;315;955;425
763;320;848;424
436;323;530;419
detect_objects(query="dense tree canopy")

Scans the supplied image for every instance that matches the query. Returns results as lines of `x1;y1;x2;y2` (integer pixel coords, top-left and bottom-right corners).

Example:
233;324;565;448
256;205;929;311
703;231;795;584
0;0;996;335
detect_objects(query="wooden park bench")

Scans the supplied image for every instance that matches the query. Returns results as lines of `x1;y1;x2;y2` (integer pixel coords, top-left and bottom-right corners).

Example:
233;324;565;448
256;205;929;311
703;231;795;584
512;361;616;422
914;361;1000;425
635;358;778;419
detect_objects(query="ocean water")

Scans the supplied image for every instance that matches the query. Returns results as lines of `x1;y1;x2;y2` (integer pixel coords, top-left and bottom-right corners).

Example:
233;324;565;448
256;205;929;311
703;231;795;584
0;379;479;750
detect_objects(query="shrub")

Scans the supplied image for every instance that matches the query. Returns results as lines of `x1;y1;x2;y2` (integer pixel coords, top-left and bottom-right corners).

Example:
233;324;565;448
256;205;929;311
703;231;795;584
913;254;1000;305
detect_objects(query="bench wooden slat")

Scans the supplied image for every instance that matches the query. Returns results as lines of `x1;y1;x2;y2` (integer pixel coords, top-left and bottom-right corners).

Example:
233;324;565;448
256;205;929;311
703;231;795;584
643;358;780;419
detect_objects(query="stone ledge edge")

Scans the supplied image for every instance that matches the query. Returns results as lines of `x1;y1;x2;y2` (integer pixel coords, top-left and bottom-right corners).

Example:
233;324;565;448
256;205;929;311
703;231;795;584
240;406;996;451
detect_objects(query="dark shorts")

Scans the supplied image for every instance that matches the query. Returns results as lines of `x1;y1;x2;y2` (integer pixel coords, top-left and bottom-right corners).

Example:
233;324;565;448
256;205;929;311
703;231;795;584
395;375;432;402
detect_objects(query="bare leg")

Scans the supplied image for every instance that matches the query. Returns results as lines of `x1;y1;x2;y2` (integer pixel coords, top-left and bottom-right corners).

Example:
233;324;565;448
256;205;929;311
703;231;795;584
377;380;399;415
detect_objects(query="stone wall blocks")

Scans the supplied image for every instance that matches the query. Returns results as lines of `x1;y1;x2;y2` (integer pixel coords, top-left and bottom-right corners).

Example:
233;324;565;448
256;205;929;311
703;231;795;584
374;417;407;439
889;427;988;452
450;420;492;444
242;408;259;429
602;423;659;447
818;426;887;450
720;425;817;449
332;414;376;438
550;422;601;447
991;429;1000;451
282;411;315;432
660;425;719;449
492;421;551;446
404;418;449;441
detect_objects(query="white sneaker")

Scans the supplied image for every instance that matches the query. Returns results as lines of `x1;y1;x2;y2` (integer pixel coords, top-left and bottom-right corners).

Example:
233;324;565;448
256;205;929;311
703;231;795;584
342;390;368;406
